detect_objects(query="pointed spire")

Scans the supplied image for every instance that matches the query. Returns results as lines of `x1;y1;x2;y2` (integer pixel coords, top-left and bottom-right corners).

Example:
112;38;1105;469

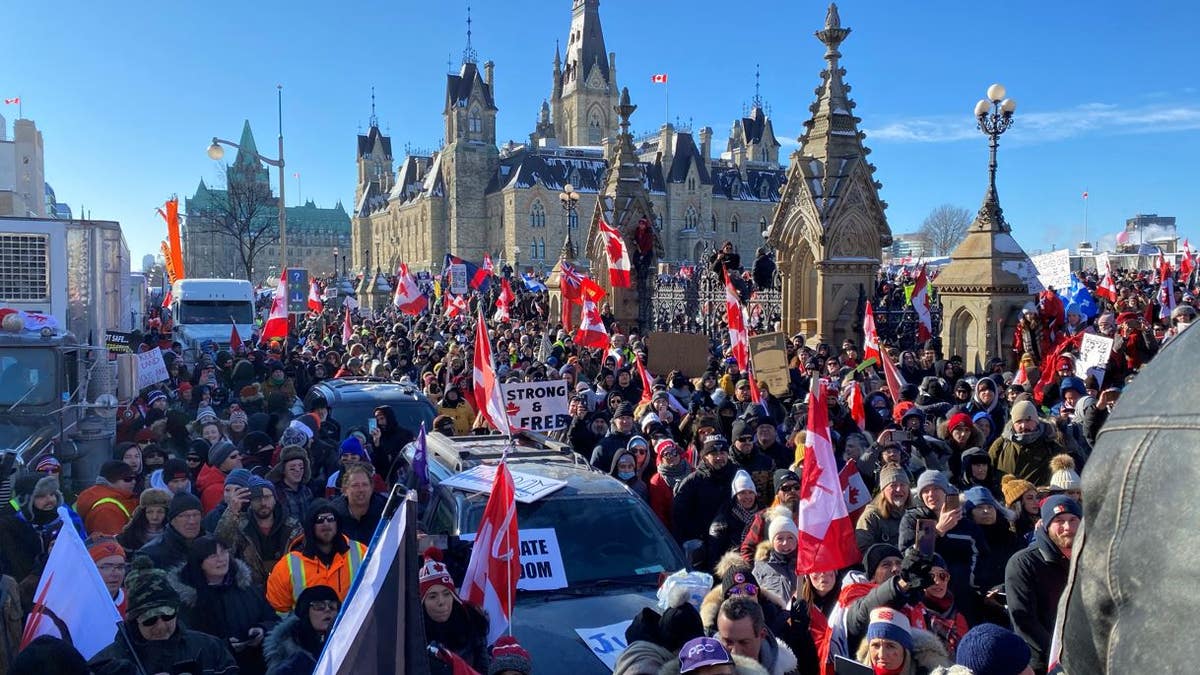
369;86;378;129
753;64;762;109
799;3;864;163
462;3;478;65
233;120;261;167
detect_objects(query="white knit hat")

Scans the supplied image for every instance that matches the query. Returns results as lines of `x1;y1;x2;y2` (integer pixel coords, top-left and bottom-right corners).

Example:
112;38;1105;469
767;512;799;541
1049;454;1082;491
731;469;756;496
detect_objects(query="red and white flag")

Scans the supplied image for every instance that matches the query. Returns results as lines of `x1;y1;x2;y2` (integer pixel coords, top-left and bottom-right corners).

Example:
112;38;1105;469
598;217;632;288
839;459;871;523
846;381;866;431
393;263;429;316
635;354;656;404
472;309;512;436
483;253;495;276
1095;263;1117;303
724;276;749;371
445;293;469;319
341;307;353;344
493;278;516;323
1012;362;1029;387
574;298;610;350
911;265;933;342
3;97;18;105
260;270;289;344
1156;248;1172;282
230;323;245;355
21;515;122;658
650;74;668;84
796;378;862;574
863;303;907;401
1082;190;1088;200
1180;239;1195;279
461;461;520;646
307;279;323;313
1158;275;1176;320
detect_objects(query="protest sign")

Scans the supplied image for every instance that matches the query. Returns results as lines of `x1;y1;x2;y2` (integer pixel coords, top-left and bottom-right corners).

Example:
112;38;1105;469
575;620;633;672
645;332;709;376
135;347;170;389
748;332;790;396
448;263;468;295
460;528;568;591
440;465;568;504
105;331;132;353
1031;249;1072;292
500;379;569;431
1075;333;1113;382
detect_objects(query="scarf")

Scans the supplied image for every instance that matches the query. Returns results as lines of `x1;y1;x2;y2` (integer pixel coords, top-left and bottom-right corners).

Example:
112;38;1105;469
732;501;758;528
657;460;692;491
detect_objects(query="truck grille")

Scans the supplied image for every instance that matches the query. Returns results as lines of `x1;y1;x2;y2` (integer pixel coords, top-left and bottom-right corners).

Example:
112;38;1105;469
0;233;50;302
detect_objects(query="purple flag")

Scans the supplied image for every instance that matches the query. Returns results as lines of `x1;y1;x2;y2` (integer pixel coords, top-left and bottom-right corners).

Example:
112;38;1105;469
413;422;429;489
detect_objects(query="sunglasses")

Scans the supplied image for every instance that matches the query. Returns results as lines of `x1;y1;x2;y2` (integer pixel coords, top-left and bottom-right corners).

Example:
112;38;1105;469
736;435;754;443
310;600;340;612
932;571;950;582
315;514;338;524
728;583;758;596
778;483;800;493
139;612;176;628
661;449;680;458
634;448;648;455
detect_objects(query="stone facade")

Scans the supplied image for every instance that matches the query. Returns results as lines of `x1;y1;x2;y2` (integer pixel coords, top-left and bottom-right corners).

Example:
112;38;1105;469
0;115;46;218
352;0;784;275
767;4;893;347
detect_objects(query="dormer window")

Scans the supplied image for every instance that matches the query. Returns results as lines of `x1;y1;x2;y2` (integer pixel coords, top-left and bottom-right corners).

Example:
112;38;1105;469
469;107;483;134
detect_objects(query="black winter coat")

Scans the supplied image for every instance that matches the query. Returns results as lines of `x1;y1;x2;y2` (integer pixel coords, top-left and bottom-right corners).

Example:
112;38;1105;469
90;624;238;675
263;614;318;675
898;504;989;621
1004;527;1069;672
138;523;195;569
671;462;737;545
170;559;277;674
589;430;633;471
331;492;387;545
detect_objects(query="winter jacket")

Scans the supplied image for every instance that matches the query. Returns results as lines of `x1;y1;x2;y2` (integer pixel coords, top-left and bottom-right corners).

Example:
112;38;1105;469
74;483;138;536
952;447;1002;500
266;534;367;614
738;501;795;564
898;505;989;621
215;502;302;588
89;623;237;675
263;614;318;675
196;463;231;514
647;465;690;531
138;523;197;569
987;420;1065;487
853;625;951;675
590;429;634;471
0;574;20;675
671;461;736;545
170;559;277;673
330;492;387;545
731;447;777;507
854;502;905;554
754;540;798;602
709;499;758;566
1004;527;1069;672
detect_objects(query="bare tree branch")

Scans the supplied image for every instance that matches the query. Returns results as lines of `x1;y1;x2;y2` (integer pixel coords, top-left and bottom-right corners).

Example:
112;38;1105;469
918;204;972;256
199;162;279;281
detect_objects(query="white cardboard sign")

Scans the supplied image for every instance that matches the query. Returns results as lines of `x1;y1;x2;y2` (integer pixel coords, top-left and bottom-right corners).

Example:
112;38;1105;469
460;527;568;591
135;347;170;389
574;620;633;672
500;379;570;431
1075;333;1113;382
439;465;568;504
1031;249;1072;292
449;263;468;295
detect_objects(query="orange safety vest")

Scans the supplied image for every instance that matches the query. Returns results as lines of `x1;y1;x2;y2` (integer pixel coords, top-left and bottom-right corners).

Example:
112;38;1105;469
282;541;365;608
90;497;132;518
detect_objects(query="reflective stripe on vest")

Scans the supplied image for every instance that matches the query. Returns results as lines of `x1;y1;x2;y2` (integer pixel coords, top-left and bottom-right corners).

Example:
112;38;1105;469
91;497;131;518
347;542;364;579
286;553;308;604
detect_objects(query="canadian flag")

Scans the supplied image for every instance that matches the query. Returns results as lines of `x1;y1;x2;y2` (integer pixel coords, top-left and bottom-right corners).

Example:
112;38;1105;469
341;307;353;344
650;74;668;84
21;515;122;658
574;297;610;350
635;354;656;404
3;97;18;105
1012;362;1029;387
598;217;632;288
445;293;469;319
260;270;289;344
472;309;512;436
493;278;516;323
461;461;520;645
796;377;862;574
393;263;429;316
724;276;749;371
230;323;245;355
1156;248;1173;282
1095;265;1117;303
1181;239;1195;279
307;279;323;313
846;381;866;431
839;459;871;523
863;303;906;402
1158;275;1176;320
911;265;933;342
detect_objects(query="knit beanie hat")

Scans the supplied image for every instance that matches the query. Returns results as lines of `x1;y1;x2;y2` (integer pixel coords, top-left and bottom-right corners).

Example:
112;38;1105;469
947;412;973;433
419;548;456;599
962;486;1001;511
720;567;759;598
613;401;634;419
160;459;191;484
866;607;913;652
1000;474;1036;507
167;492;203;521
773;468;801;493
208;440;237;468
339;436;371;461
1048;454;1082;491
294;584;340;619
878;463;910;489
35;456;61;474
658;601;704;653
139;487;172;510
701;434;729;455
1010;400;1038;423
954;623;1031;675
186;439;209;464
196;406;218;424
224;468;253;488
86;536;126;563
488;636;533;675
655;439;679;462
767;513;799;541
863;543;902;578
1040;494;1082;526
730;469;756;497
125;556;181;621
99;460;134;483
248;475;276;499
227;405;249;426
915;469;951;495
241;431;274;454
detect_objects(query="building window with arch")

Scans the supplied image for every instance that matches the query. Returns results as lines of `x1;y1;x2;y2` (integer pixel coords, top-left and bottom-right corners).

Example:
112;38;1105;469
730;215;739;233
683;207;697;231
530;201;546;228
468;107;483;134
587;108;603;144
759;216;767;233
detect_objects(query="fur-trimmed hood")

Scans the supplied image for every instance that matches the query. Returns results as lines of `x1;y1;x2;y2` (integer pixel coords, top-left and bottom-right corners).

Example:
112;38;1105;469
699;551;789;632
267;445;312;483
854;626;952;674
167;558;256;607
263;613;310;667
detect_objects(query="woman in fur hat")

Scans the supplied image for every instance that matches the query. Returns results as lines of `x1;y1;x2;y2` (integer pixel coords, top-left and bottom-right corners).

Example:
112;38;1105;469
117;487;171;551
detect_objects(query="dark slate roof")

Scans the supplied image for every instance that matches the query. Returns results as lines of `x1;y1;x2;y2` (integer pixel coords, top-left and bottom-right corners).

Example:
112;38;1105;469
665;132;711;185
737;106;779;147
446;62;496;112
357;125;392;159
710;164;786;202
793;154;861;213
388;154;443;205
356;181;386;217
486;146;665;196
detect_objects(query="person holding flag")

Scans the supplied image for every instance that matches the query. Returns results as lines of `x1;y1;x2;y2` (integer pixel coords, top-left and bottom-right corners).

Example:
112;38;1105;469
419;547;491;673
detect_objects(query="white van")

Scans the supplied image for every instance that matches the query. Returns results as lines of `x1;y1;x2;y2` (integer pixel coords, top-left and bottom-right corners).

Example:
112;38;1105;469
170;279;256;363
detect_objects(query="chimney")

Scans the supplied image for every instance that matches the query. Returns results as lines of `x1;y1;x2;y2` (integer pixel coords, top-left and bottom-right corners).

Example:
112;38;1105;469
699;126;713;160
484;60;494;93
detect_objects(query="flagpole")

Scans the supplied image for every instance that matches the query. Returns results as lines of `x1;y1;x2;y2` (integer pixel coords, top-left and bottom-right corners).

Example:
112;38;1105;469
1083;189;1089;245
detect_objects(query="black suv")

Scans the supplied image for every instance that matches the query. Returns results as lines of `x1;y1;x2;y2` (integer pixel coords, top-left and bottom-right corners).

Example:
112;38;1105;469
303;377;436;441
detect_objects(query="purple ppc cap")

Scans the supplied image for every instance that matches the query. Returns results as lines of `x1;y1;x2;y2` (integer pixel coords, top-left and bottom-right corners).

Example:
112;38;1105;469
679;637;733;673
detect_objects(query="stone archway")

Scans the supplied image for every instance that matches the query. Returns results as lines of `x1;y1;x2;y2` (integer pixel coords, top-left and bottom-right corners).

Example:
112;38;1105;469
783;240;819;338
693;241;706;264
948;306;975;370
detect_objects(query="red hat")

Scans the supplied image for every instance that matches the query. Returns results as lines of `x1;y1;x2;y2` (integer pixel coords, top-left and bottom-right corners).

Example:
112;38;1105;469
418;548;456;599
1117;312;1138;325
947;412;973;433
177;382;193;393
134;429;156;443
654;438;679;461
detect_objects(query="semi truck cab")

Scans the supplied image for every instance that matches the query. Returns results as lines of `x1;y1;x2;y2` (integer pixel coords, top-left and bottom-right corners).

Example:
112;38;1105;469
170;278;256;363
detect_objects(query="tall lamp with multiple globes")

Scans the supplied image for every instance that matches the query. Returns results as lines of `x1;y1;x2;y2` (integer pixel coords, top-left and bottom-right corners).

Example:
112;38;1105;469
558;182;580;260
973;83;1016;202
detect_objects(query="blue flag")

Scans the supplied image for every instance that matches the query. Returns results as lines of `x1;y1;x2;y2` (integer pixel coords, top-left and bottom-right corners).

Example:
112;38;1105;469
1061;276;1099;320
521;273;547;292
443;254;492;293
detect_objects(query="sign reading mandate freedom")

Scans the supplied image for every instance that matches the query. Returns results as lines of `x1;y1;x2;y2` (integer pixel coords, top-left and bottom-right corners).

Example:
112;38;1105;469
501;379;570;431
459;527;568;591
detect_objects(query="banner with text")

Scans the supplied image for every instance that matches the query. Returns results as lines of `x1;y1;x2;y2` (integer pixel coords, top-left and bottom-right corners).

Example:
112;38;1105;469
459;527;568;591
439;465;568;504
574;620;633;672
135;347;170;389
748;332;790;396
105;331;133;353
1075;333;1113;382
501;379;570;432
1031;249;1072;292
448;263;468;295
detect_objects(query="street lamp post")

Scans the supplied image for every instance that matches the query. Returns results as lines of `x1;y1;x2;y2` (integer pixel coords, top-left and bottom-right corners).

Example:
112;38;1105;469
332;246;339;279
558;182;581;260
514;246;522;271
207;85;287;280
974;83;1017;206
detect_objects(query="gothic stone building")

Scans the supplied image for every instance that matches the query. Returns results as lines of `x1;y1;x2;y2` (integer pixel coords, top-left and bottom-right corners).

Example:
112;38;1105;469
185;121;351;280
352;0;786;274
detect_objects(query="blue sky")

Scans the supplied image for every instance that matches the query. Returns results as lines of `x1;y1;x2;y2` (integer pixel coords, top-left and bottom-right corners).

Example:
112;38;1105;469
6;1;1198;267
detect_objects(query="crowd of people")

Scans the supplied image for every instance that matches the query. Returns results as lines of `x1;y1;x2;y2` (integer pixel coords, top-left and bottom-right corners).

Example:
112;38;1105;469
0;255;1192;675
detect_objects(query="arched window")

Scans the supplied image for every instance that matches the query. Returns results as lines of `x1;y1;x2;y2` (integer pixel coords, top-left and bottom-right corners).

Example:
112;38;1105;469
530;201;545;228
469;107;483;134
588;108;603;144
684;207;698;231
759;217;767;233
730;215;739;232
539;237;546;260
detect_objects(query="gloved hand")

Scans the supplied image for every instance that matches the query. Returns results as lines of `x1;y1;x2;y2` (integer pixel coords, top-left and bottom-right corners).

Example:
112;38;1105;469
788;595;811;630
899;547;934;592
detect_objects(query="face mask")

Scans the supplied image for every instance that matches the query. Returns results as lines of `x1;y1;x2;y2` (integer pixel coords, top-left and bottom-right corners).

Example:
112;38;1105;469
617;470;636;481
272;374;285;384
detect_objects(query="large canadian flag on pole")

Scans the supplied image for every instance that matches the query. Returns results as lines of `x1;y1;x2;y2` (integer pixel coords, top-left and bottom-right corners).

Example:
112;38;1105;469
461;461;520;646
724;276;749;371
21;514;122;658
911;265;933;342
308;279;323;313
796;378;862;574
260;270;289;344
341;307;353;344
393;263;429;316
473;309;512;436
493;278;516;323
863;302;907;401
598;217;632;288
573;297;610;350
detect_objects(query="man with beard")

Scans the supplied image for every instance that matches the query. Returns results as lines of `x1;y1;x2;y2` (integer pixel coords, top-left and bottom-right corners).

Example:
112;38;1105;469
1004;495;1080;673
215;476;301;587
988;400;1065;487
672;435;737;568
266;501;367;613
